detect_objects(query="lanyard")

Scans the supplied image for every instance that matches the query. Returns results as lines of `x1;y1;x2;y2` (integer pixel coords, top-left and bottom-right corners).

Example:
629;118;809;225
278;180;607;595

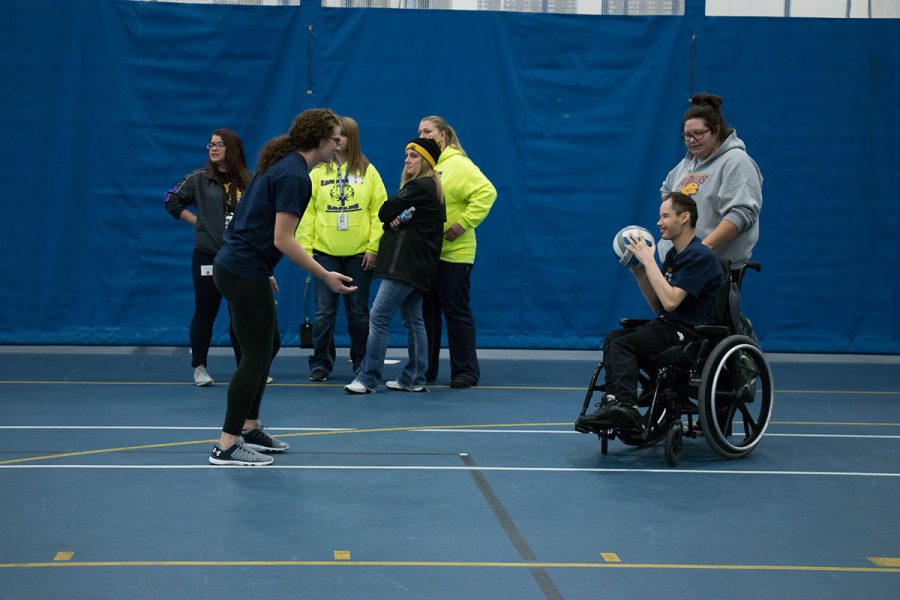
335;162;347;208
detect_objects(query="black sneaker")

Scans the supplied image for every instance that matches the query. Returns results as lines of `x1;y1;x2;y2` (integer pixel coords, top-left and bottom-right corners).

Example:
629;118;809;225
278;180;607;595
209;438;274;466
450;376;477;389
607;403;642;430
578;402;611;426
242;424;290;452
309;367;329;382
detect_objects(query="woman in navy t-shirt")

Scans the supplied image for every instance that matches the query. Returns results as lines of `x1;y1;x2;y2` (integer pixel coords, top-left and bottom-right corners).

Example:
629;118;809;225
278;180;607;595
210;109;357;466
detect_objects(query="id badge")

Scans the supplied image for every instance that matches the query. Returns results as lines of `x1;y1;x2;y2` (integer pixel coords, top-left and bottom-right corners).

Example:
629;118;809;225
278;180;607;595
200;265;213;277
336;212;348;230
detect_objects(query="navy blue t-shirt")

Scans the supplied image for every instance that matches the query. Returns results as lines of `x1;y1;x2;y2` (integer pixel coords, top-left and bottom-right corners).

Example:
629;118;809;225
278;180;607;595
215;153;311;281
660;236;723;327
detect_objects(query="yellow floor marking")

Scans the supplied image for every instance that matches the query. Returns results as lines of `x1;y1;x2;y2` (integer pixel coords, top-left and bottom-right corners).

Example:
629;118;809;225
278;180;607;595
53;552;74;561
2;418;899;467
334;551;351;561
2;380;899;396
600;553;620;562
868;557;900;567
0;559;897;574
0;423;566;466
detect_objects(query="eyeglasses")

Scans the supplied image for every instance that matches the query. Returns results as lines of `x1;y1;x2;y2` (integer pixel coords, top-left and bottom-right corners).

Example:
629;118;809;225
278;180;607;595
207;142;226;150
682;129;710;142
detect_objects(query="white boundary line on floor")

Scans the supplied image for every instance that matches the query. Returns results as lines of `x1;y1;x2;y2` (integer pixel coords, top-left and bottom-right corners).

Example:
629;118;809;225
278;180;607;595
0;464;898;477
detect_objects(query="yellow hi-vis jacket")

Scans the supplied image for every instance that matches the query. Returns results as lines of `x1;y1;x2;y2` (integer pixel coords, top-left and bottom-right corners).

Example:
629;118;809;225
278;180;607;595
436;147;497;264
297;161;388;256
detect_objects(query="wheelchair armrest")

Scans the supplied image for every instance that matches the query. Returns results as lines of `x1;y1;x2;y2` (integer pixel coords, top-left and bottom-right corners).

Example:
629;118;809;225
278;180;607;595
693;325;731;338
620;319;652;329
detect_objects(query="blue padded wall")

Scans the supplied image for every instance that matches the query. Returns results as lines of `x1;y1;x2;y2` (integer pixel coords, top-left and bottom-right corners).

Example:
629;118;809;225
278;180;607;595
1;0;898;352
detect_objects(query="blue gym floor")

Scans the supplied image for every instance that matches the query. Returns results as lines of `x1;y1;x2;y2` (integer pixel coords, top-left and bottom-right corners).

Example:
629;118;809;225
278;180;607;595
1;346;898;599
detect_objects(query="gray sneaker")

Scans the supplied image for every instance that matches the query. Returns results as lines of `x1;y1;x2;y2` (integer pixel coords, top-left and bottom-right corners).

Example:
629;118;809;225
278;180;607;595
209;437;274;466
193;365;214;387
385;380;427;393
242;424;290;453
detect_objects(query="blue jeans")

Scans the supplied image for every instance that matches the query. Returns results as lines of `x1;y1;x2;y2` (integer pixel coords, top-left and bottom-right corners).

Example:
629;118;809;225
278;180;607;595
309;252;372;374
356;278;427;389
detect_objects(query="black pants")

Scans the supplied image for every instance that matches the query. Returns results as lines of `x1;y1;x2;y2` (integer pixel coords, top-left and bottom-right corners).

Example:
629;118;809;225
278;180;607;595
213;265;281;436
423;260;479;383
190;249;240;368
602;320;686;405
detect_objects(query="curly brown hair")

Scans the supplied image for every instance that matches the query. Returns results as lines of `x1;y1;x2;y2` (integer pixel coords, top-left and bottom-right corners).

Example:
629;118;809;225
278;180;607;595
257;108;340;174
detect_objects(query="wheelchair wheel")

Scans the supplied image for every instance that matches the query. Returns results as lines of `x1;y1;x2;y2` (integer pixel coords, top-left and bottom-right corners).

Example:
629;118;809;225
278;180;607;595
698;335;774;459
664;421;683;466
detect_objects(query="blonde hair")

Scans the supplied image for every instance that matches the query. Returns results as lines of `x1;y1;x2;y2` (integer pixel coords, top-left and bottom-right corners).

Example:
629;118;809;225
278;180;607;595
420;115;466;156
335;115;370;177
401;149;443;204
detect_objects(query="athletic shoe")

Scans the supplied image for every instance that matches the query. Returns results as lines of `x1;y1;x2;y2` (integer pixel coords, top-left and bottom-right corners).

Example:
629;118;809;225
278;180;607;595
385;380;428;393
193;365;214;387
450;376;477;389
577;396;615;428
607;403;642;430
208;437;274;466
344;379;375;394
309;367;329;382
242;424;290;452
266;376;274;384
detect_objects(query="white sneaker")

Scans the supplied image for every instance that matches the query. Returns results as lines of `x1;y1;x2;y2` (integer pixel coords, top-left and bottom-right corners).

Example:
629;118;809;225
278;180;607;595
344;379;375;394
266;376;273;384
193;365;214;387
385;380;427;393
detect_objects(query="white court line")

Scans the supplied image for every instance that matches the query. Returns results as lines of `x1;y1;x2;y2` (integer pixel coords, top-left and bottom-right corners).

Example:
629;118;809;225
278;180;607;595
0;464;898;477
417;429;900;439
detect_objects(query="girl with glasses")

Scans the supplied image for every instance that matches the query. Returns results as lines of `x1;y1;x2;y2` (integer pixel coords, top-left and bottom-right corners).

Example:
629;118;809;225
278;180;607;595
660;93;763;268
164;129;251;387
210;109;356;466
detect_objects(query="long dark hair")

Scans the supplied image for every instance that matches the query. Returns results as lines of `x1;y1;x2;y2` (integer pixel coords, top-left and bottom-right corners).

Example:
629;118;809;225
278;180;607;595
257;108;340;174
683;93;733;142
207;128;251;190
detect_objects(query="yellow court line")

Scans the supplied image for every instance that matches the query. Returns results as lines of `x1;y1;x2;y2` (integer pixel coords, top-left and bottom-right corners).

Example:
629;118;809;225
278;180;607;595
0;423;567;466
2;380;900;396
2;419;899;466
0;559;897;574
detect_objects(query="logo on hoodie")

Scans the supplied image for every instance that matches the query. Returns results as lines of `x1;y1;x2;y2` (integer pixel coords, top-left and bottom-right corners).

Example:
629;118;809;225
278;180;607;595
676;173;709;197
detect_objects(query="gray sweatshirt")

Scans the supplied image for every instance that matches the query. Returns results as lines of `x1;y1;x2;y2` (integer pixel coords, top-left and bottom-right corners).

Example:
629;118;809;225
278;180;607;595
659;130;763;266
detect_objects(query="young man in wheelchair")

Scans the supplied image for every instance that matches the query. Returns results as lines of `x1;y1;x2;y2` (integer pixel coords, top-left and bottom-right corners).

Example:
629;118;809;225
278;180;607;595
579;192;723;431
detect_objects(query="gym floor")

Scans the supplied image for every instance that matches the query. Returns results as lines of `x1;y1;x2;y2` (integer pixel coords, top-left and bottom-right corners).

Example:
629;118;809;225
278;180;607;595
1;346;898;599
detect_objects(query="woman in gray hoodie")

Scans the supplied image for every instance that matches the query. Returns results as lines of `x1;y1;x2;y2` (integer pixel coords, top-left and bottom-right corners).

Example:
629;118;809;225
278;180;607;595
660;93;762;268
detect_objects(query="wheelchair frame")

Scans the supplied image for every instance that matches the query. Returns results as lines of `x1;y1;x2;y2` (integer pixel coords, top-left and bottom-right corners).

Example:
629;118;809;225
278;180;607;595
575;263;775;466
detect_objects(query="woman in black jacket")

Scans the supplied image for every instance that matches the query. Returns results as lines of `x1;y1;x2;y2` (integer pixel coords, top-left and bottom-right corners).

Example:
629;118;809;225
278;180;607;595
345;138;445;394
164;129;251;386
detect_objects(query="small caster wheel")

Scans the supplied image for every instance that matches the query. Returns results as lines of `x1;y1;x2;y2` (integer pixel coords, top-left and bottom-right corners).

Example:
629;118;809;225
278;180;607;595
600;433;609;455
665;421;683;467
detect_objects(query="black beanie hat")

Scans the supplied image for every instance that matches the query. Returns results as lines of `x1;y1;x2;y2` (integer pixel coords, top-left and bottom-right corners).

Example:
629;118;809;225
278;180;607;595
406;137;442;169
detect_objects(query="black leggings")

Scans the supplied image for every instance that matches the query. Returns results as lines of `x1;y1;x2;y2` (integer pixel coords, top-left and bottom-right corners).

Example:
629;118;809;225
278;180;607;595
190;249;240;368
213;265;281;436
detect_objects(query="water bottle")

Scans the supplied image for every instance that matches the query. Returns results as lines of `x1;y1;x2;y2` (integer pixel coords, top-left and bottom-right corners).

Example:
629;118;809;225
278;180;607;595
398;206;415;223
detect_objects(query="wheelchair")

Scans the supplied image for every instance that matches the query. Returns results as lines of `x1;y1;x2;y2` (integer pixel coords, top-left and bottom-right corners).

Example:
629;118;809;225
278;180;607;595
575;262;774;466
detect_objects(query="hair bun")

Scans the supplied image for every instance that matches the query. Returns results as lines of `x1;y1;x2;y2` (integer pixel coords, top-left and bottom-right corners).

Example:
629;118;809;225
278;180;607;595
690;92;723;111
